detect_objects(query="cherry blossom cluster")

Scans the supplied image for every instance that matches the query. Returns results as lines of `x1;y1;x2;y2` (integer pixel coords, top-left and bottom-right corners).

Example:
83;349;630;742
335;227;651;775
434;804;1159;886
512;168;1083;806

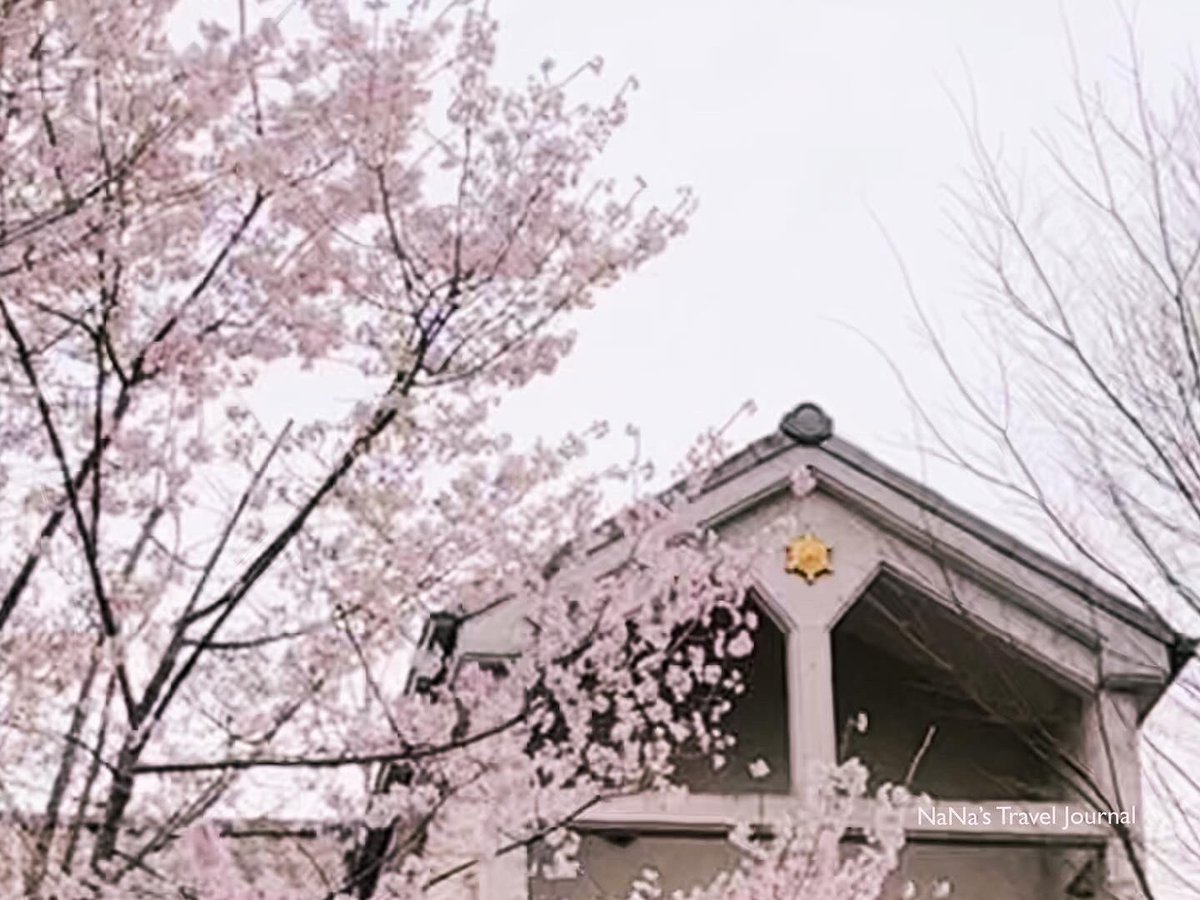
0;0;911;897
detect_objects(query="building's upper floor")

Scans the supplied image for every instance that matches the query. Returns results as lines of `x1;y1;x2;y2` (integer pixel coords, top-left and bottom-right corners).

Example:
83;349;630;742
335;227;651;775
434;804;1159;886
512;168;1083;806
419;402;1184;899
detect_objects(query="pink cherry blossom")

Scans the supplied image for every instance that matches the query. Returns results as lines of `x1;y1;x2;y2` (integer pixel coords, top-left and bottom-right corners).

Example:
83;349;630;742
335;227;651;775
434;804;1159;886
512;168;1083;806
0;2;904;897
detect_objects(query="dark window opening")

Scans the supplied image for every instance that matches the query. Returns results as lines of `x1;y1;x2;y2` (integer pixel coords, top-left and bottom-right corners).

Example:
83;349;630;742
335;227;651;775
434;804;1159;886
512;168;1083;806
672;592;791;794
833;572;1081;801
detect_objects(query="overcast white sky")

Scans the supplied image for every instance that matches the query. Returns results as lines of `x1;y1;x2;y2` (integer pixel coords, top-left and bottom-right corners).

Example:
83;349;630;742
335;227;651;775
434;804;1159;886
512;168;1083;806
481;1;1200;521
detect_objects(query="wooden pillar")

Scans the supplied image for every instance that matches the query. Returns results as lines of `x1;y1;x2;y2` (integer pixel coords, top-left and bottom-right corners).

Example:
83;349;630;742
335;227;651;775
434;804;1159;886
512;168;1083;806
1081;689;1147;899
789;624;837;794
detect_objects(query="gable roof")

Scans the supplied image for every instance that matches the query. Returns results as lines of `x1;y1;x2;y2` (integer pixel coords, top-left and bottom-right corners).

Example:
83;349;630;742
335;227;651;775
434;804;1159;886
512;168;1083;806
440;403;1188;711
621;402;1177;648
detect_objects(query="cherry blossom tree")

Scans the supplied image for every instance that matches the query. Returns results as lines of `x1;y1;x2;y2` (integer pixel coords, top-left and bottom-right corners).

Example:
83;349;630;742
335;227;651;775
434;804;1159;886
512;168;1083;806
0;1;907;897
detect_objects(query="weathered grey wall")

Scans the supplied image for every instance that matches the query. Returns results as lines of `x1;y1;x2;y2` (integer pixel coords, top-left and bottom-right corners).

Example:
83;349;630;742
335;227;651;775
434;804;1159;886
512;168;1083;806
528;833;1101;898
881;841;1101;898
528;832;739;899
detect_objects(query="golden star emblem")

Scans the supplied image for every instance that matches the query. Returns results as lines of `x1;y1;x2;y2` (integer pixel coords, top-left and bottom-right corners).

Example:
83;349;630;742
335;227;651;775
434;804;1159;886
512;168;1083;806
785;533;833;584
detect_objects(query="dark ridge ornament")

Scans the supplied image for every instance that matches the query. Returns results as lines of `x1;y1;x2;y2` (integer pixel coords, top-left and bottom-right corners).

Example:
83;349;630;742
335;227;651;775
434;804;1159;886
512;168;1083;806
780;402;833;445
